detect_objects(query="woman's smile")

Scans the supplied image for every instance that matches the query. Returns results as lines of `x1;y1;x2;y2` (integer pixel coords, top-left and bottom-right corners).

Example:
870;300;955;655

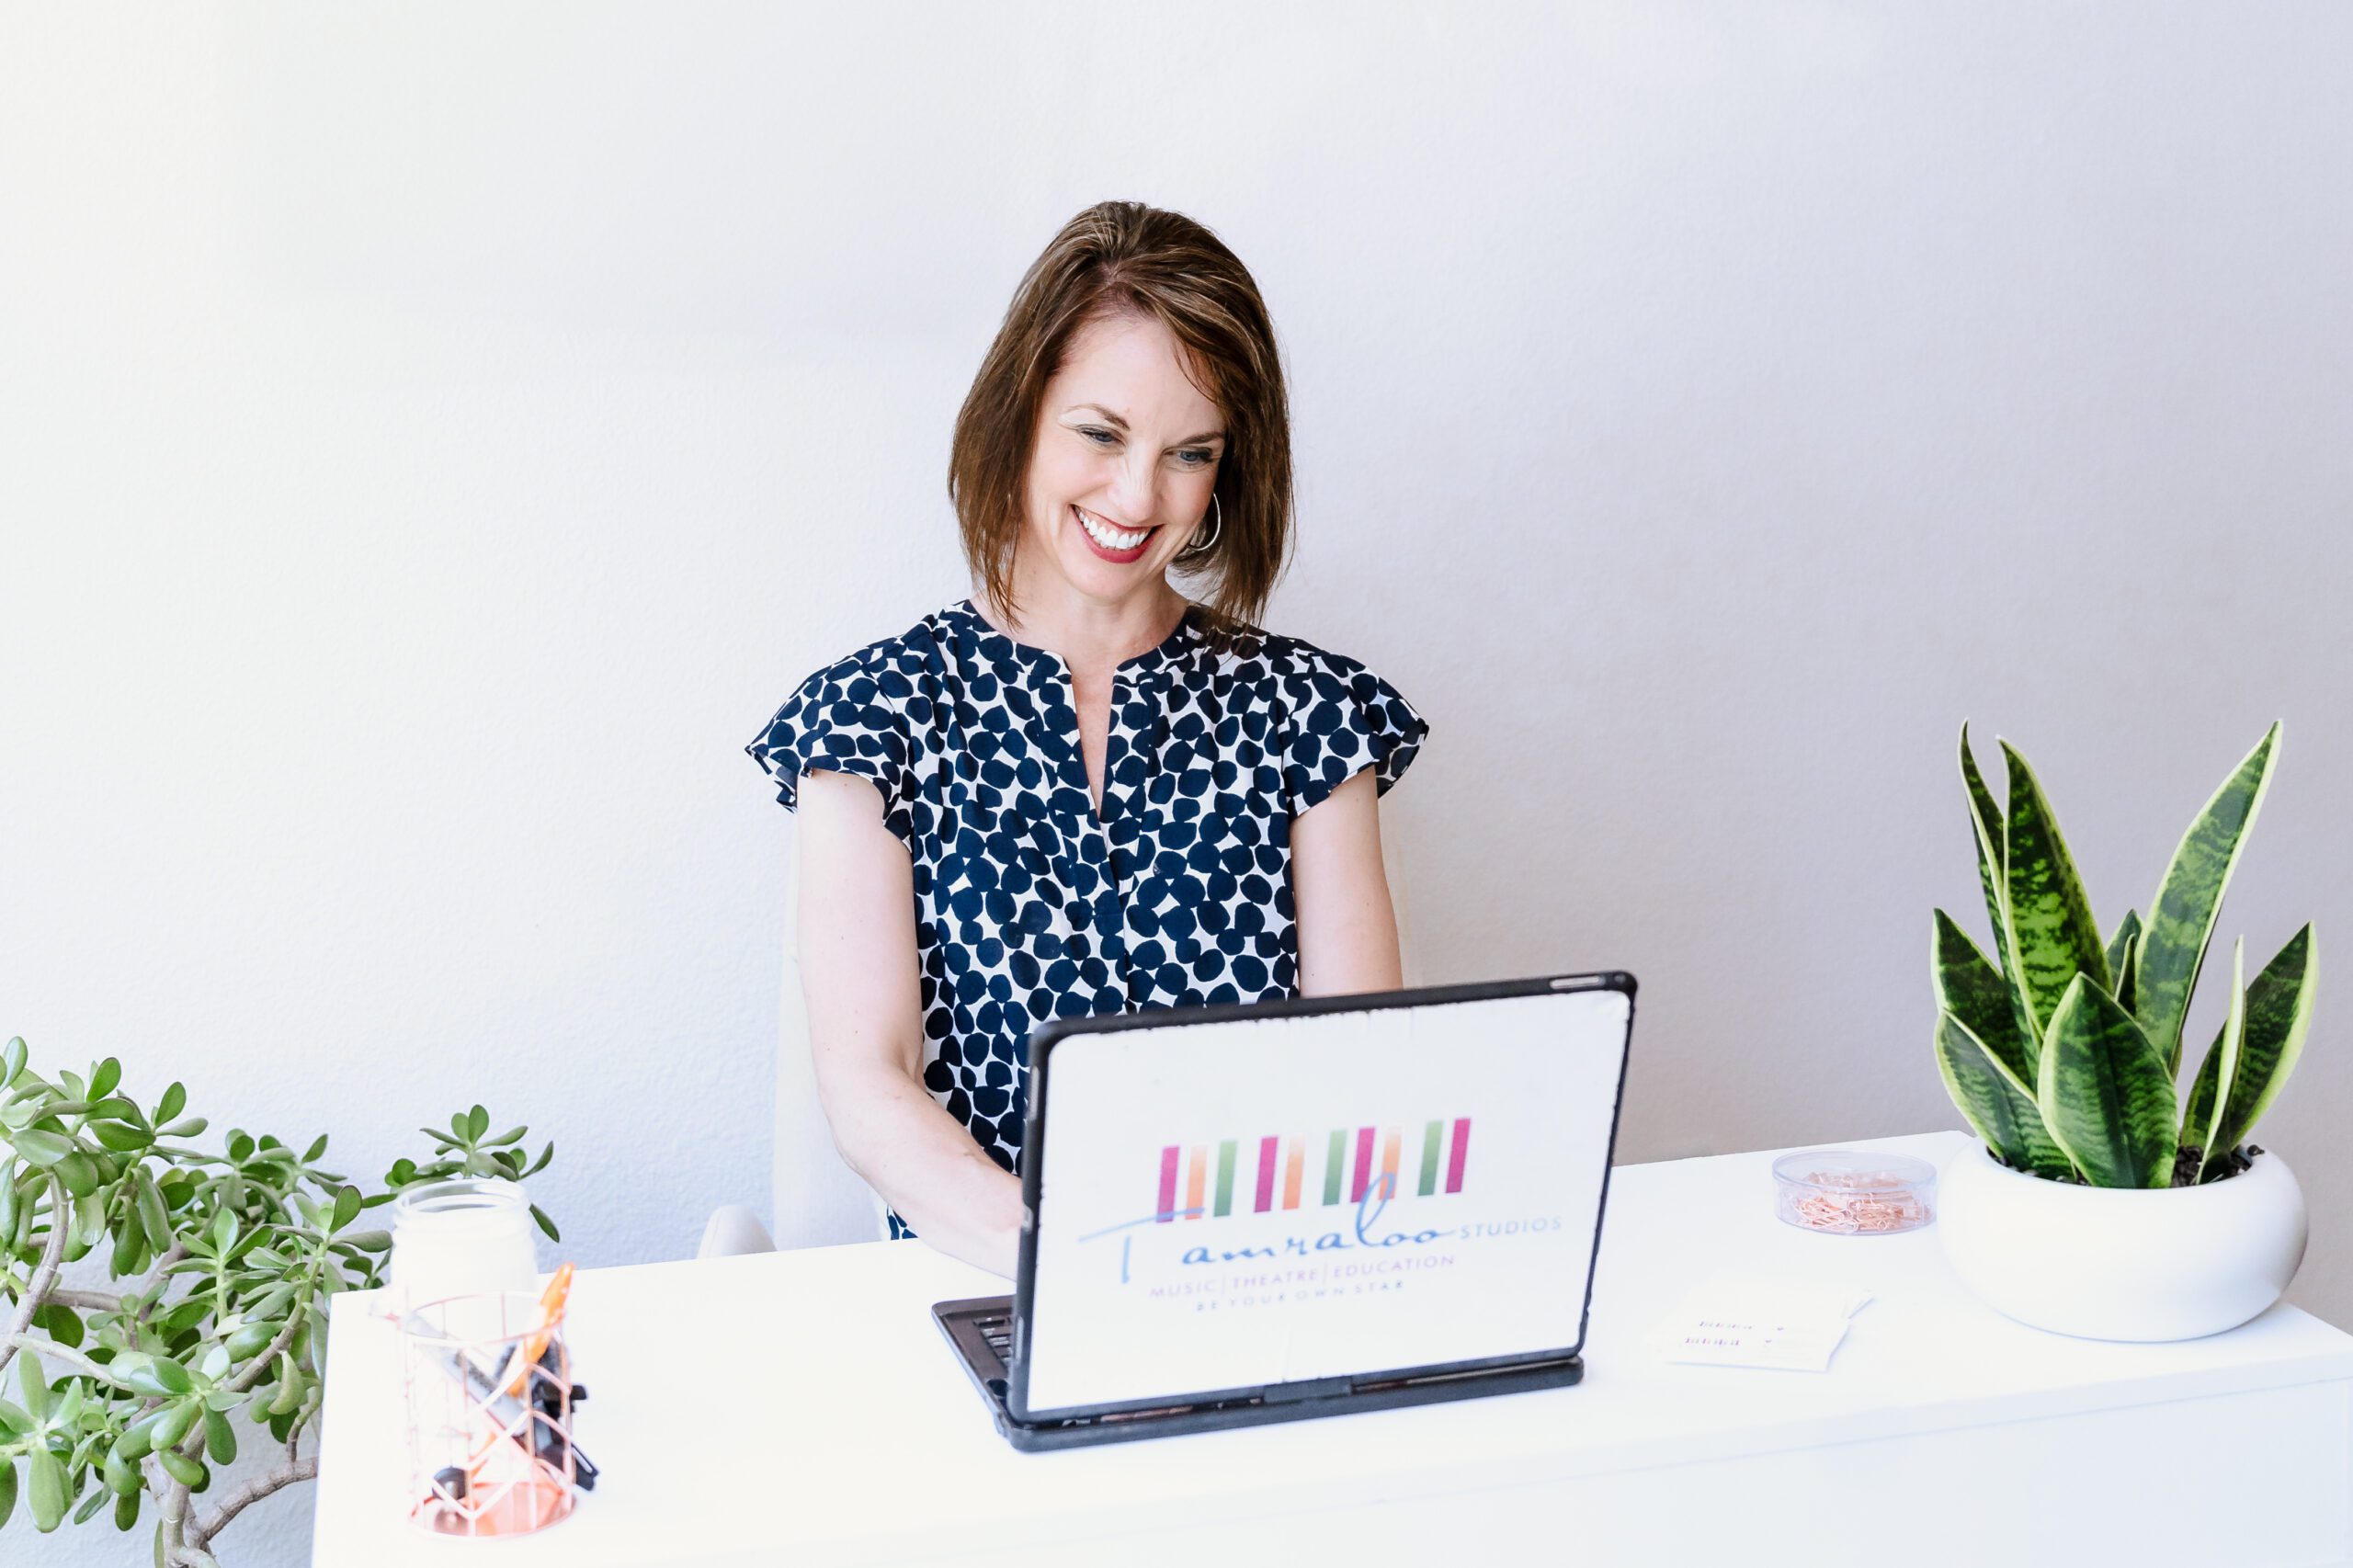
1073;503;1158;563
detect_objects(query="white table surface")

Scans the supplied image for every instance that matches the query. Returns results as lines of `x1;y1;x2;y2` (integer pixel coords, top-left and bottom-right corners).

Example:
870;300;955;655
314;1131;2353;1566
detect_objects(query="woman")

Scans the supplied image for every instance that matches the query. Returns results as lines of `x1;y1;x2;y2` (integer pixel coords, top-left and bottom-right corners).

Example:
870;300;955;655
746;200;1427;1278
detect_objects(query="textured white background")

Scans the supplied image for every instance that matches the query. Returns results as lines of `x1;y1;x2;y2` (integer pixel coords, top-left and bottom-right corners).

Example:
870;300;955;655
5;4;2350;1562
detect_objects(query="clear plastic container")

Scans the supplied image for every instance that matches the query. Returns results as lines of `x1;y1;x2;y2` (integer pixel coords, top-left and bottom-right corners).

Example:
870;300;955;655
1772;1149;1937;1234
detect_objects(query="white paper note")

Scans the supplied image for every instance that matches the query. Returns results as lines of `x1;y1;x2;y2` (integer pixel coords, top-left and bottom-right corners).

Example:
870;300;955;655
1651;1274;1875;1371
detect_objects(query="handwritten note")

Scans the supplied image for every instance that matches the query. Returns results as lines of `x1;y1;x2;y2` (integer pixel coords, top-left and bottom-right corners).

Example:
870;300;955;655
1650;1275;1876;1371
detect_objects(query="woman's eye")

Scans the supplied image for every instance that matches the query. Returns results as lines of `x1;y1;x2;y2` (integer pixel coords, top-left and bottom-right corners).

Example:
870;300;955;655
1078;426;1211;466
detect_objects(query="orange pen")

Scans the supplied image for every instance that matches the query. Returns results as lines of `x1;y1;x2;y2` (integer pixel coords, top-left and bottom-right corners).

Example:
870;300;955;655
494;1262;574;1399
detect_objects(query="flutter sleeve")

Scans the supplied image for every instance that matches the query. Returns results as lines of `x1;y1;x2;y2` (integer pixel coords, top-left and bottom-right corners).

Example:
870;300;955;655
1276;642;1430;817
744;653;915;843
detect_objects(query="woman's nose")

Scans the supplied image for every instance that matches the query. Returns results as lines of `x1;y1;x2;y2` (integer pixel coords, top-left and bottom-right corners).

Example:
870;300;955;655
1107;452;1158;525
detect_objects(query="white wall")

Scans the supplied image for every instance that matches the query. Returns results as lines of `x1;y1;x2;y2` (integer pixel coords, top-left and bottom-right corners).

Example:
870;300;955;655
6;5;2350;1562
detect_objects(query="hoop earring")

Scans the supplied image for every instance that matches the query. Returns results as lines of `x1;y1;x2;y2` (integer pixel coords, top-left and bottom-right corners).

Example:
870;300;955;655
1187;494;1222;557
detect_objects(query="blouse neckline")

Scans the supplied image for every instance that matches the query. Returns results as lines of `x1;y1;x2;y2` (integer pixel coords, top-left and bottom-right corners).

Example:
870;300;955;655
942;596;1201;678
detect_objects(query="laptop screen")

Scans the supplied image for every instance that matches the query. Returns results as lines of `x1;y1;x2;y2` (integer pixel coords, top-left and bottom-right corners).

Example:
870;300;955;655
1015;980;1632;1418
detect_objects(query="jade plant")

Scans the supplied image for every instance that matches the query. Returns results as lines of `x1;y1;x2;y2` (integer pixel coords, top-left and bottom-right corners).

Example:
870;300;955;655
0;1036;554;1564
1933;722;2317;1188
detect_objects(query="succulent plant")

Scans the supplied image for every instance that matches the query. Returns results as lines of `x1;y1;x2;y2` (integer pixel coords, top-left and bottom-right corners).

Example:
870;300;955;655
1933;722;2316;1188
0;1038;554;1563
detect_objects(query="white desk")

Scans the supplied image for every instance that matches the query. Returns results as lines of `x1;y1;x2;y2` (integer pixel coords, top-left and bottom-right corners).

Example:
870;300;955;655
313;1132;2353;1566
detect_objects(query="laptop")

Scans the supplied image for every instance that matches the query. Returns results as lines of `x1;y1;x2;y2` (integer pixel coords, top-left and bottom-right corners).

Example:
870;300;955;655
934;971;1637;1450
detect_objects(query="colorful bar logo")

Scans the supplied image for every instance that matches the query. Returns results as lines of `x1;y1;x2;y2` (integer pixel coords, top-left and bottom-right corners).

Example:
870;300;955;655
1155;1119;1472;1221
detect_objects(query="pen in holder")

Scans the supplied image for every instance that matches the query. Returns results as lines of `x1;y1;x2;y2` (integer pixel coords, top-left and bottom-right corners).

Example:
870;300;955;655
399;1288;582;1537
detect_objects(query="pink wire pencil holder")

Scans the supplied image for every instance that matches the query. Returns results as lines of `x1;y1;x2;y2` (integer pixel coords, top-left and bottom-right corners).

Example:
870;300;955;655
397;1290;579;1538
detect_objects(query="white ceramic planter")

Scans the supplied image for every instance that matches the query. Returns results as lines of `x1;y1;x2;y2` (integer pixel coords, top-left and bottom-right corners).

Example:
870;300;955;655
1938;1142;2308;1342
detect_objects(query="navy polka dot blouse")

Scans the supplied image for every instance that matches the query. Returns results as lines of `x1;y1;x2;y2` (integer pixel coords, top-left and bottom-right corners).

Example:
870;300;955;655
745;597;1427;1238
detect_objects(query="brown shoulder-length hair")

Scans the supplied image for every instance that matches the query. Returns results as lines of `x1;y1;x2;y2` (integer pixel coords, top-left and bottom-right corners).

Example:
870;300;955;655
949;200;1292;640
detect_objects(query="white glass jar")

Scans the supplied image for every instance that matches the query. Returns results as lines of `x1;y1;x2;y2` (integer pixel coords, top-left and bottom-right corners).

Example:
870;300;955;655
388;1178;540;1324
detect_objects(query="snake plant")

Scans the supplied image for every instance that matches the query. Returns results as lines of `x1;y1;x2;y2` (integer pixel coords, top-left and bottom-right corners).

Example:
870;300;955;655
1932;722;2317;1187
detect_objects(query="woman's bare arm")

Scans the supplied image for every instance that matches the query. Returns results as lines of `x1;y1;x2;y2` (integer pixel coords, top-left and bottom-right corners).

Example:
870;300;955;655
794;767;1022;1278
1289;768;1404;997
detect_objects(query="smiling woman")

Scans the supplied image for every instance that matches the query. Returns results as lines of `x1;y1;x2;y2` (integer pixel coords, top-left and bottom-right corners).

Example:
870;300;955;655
949;200;1292;637
745;200;1427;1279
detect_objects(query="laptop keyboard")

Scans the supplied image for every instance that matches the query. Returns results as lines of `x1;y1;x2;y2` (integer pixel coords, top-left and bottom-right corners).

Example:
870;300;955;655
945;1298;1583;1437
976;1313;1013;1375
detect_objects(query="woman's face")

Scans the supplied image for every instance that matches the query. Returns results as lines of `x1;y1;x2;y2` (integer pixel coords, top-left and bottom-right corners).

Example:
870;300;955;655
1018;311;1226;609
